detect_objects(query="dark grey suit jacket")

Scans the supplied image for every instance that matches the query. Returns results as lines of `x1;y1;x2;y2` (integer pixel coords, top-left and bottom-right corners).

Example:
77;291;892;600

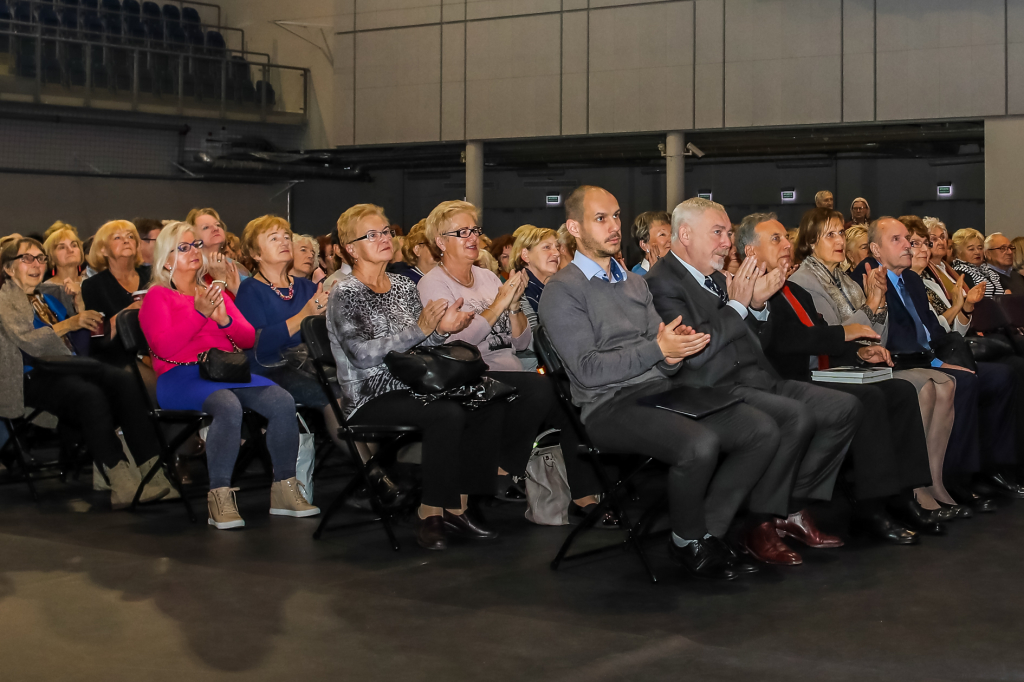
645;253;778;389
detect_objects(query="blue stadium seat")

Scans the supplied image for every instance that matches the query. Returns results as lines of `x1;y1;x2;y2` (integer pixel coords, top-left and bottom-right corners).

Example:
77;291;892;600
205;29;224;53
0;1;11;52
12;1;31;28
121;0;139;14
124;13;144;43
183;22;202;47
59;0;80;6
161;3;177;24
180;5;197;24
140;0;158;20
80;0;97;8
143;18;161;43
99;0;119;14
164;21;186;49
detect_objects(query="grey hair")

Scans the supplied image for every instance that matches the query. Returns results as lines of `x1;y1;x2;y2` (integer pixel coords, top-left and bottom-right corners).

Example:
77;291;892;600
671;197;726;241
984;232;1006;249
733;212;778;262
922;216;947;236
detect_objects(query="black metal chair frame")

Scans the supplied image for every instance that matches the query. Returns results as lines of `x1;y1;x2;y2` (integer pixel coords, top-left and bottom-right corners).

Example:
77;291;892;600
301;316;421;550
0;410;46;500
534;325;664;584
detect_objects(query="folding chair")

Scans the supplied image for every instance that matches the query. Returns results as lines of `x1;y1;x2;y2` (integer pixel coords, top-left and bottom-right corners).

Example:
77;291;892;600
117;309;208;522
534;325;663;583
301;316;420;550
0;410;45;501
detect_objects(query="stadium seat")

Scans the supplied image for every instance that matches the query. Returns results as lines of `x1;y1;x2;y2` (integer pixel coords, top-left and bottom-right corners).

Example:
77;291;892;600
140;0;158;21
161;3;177;25
255;79;275;107
181;5;197;24
0;2;11;51
99;0;120;14
205;29;224;54
121;0;138;15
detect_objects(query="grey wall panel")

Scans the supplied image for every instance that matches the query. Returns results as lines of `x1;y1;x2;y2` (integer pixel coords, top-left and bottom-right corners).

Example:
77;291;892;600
562;10;588;135
1008;0;1024;113
987;117;1024;237
563;0;588;9
441;22;466;140
466;15;562;139
355;0;441;31
354;26;441;144
333;33;355;146
695;0;724;129
334;0;355;32
589;0;672;7
588;1;694;134
843;0;875;122
876;0;1005;120
724;0;842;127
442;0;465;22
466;0;561;20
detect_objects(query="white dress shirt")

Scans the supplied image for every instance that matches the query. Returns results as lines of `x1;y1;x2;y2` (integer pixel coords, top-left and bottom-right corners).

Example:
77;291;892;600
671;251;770;321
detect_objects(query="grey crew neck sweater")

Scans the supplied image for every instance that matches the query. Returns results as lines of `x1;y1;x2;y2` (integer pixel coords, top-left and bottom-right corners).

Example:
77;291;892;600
538;263;680;422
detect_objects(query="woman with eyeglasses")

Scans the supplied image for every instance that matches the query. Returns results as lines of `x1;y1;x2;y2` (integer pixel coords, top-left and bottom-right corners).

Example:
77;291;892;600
233;216;330;412
418;201;609;522
0;237;175;509
139;221;319;529
904;216;985;332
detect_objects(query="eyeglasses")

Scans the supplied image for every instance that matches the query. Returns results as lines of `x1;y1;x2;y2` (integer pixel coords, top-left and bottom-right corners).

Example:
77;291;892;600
140;237;157;242
349;227;393;244
909;240;933;249
17;254;47;265
176;240;204;253
442;227;484;239
988;245;1013;253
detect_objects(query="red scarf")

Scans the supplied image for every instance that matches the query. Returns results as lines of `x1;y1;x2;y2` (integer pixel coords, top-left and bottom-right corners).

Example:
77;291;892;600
781;285;829;370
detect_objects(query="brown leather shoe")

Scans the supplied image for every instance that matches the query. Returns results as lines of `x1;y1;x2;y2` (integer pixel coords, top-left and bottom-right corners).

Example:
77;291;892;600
776;509;844;548
744;521;803;565
416;515;448;551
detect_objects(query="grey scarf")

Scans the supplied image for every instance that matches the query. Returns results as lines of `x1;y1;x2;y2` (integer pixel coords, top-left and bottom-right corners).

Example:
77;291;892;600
800;255;885;325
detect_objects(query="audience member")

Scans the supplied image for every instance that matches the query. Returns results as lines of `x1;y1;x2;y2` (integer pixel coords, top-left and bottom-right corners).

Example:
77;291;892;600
846;197;870;227
1013;236;1024;280
844;224;869;271
43;220;75;241
556;223;576;269
511;225;559;315
185;207;245;295
540;186;782;580
951;228;1004;297
223;232;242;262
134;217;163;282
290;233;324;283
983;232;1024;294
40;226;86;312
814;191;834;209
903;216;983;333
646;197;860;565
851;218;1018;507
81;220;148;364
388;220;436;284
139;221;319;529
488;234;515;280
419;200;607;519
923;217;960;290
0;237;173;509
754;211;953;537
630;211;672;275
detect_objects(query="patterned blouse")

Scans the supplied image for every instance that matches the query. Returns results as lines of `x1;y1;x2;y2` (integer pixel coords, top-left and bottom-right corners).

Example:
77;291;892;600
327;274;445;419
953;259;1004;297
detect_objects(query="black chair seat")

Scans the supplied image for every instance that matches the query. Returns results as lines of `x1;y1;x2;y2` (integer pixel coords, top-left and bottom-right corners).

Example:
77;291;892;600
344;424;421;442
151;409;210;423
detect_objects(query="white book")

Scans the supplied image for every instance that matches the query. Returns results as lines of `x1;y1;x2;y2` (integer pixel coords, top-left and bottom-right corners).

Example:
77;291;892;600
811;366;893;384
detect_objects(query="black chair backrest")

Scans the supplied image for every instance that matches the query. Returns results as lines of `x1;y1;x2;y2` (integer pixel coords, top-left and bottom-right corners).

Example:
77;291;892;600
534;325;565;377
971;296;1010;333
301;316;335;368
116;308;149;355
997;294;1024;328
534;325;594;447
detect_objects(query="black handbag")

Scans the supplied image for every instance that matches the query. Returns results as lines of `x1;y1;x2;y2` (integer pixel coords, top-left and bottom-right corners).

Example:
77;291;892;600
384;340;487;394
152;336;251;383
965;333;1015;362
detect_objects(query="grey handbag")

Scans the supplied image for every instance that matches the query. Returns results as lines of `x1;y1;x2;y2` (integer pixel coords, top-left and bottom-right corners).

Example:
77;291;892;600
524;429;571;526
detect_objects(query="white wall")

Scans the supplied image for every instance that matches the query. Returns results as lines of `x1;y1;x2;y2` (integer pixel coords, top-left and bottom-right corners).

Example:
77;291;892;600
985;116;1024;239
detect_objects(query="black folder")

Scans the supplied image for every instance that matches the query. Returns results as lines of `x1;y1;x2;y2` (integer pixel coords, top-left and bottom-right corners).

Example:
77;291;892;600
637;386;742;420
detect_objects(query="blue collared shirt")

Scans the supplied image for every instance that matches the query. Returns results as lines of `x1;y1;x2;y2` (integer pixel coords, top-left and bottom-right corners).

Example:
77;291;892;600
887;269;943;368
572;250;628;283
671;252;769;321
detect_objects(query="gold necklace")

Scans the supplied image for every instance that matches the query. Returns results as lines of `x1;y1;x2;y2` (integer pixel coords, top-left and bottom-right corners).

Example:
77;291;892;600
440;261;474;288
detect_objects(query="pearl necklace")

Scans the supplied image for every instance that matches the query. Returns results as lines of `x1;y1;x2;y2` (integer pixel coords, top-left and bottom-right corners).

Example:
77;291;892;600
440;261;474;288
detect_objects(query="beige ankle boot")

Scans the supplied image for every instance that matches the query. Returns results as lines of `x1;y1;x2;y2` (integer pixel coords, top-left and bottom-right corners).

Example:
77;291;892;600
137;457;179;501
208;487;245;529
105;460;151;510
270;477;320;517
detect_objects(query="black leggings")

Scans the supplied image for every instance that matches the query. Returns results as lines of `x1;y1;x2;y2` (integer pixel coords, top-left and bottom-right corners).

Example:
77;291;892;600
23;365;162;470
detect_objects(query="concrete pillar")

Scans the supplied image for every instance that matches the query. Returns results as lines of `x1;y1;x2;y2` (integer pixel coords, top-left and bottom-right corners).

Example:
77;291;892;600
985;117;1024;239
665;131;685;212
465;140;485;214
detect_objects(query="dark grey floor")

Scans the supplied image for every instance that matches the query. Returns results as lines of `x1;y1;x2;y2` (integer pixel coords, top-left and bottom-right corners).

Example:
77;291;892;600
1;472;1022;682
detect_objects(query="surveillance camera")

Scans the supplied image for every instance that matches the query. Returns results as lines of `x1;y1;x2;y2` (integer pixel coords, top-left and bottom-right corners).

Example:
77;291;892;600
686;142;705;158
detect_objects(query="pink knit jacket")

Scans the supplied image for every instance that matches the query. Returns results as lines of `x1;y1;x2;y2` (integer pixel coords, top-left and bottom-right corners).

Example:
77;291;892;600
138;285;255;377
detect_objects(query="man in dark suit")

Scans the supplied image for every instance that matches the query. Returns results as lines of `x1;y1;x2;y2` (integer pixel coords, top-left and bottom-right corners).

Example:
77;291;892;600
851;217;1019;505
740;212;938;542
646;198;861;566
983;232;1024;294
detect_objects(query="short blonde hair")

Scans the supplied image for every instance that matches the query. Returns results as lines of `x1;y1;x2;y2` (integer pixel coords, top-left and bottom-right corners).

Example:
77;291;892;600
43;227;84;268
88;220;142;271
44;220;78;240
424;200;478;261
1012;236;1024;272
401;219;429;264
951;228;984;260
510;224;557;272
185;207;227;233
475;248;499;275
148;221;207;290
844;224;867;261
241;215;293;270
336;204;389;265
556;223;576;258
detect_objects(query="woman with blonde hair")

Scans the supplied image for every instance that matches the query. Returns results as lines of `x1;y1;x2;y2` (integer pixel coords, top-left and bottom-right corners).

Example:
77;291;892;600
185;207;246;295
556;223;576;270
40;226;86;311
140;221;318;529
388;220;436;284
844;224;869;271
951;227;1004;297
510;224;558;322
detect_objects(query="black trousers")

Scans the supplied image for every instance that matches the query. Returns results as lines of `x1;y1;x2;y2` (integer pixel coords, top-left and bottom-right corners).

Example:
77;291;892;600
941;362;1015;474
730;380;861;516
586;380;781;539
820;379;932;499
22;365;162;470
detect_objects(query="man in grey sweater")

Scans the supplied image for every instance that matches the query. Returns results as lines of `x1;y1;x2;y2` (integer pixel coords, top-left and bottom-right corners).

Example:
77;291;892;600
538;185;782;582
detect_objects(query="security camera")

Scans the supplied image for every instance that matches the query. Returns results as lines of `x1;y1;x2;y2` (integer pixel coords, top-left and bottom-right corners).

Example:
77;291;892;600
686;142;705;158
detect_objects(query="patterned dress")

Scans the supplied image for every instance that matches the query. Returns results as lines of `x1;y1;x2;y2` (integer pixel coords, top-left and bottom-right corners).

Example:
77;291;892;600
327;273;445;419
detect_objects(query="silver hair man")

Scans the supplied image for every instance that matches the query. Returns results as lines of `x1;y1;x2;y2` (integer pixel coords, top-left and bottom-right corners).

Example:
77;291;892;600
733;212;778;262
671;197;727;242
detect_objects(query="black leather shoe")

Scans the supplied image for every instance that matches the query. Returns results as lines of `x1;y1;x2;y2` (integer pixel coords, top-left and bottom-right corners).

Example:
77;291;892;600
416;515;447;551
937;500;973;519
570;502;621;530
975;473;1024;499
367;462;401;504
951;487;997;513
443;508;499;540
667;538;737;581
707;536;760;574
887;498;947;536
494;474;527;502
850;512;919;545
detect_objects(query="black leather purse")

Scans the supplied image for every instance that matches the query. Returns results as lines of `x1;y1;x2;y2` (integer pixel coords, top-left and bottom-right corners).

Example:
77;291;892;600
965;333;1015;362
152;336;251;383
384;340;487;394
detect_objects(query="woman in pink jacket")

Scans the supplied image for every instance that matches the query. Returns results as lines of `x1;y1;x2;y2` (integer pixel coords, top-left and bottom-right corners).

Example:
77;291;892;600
139;221;318;530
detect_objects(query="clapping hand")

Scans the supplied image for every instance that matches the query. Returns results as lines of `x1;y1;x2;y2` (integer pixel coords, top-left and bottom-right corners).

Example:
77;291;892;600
751;262;783;308
657;316;711;364
437;297;475;334
863;262;888;311
417;298;448;336
724;256;760;308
